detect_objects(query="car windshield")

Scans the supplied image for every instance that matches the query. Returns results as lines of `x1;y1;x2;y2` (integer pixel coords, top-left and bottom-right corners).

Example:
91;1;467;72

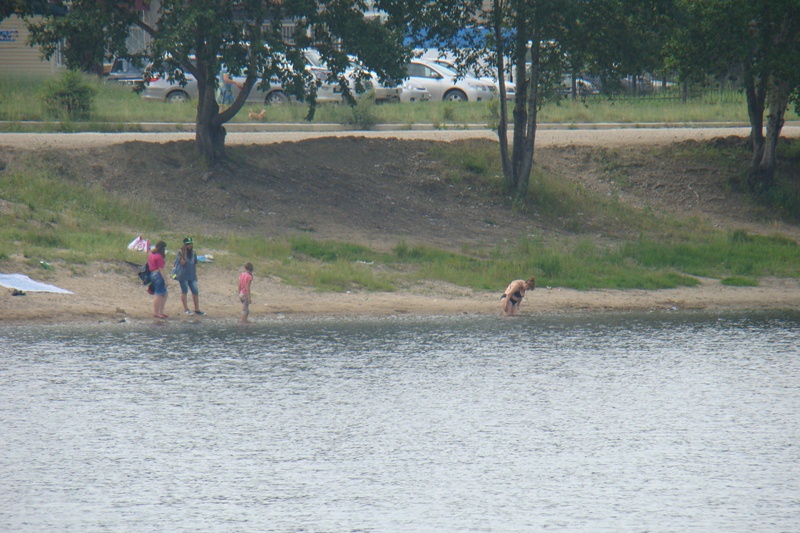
430;62;458;77
304;49;325;68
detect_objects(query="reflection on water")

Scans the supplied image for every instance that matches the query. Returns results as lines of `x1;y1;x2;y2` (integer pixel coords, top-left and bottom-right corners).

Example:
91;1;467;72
2;312;799;531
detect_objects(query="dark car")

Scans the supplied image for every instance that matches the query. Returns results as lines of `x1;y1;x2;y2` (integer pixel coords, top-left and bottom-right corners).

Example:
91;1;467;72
106;58;145;86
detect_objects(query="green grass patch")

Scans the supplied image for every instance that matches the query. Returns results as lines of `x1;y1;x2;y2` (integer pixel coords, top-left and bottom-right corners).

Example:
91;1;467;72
289;236;383;263
721;276;759;287
0;159;162;264
271;258;396;292
6;72;798;128
621;231;800;279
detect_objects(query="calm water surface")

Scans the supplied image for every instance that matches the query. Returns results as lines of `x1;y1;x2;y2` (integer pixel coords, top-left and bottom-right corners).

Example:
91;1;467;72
1;312;799;532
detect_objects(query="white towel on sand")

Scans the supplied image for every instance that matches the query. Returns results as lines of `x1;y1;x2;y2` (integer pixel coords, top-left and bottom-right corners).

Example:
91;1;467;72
0;273;73;294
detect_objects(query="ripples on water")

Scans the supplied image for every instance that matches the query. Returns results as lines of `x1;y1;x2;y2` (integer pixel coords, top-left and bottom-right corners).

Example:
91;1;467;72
1;312;799;532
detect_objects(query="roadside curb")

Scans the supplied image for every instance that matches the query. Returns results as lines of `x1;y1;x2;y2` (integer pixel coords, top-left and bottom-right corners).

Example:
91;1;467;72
120;121;760;133
3;120;788;134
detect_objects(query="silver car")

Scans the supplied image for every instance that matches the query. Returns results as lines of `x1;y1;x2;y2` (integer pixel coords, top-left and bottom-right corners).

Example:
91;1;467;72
303;49;402;103
400;79;432;103
406;59;496;102
428;57;516;101
141;68;338;104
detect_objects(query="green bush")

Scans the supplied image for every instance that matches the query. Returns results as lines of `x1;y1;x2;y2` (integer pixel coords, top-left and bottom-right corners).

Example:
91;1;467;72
42;70;96;120
346;95;379;129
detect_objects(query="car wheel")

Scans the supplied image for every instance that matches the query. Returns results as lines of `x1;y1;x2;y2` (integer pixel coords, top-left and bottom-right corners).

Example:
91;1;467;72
444;89;468;102
265;91;288;105
166;90;190;103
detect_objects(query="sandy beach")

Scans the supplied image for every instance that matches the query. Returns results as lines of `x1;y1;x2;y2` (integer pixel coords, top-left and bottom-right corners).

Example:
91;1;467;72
1;263;798;325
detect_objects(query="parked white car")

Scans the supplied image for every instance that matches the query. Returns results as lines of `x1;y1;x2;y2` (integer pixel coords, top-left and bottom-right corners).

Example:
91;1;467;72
400;79;432;103
303;49;402;103
406;58;496;102
427;57;516;101
141;65;338;104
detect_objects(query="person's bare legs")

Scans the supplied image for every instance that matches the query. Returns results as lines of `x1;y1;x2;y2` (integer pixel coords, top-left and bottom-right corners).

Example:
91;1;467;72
241;296;250;322
502;298;514;317
192;293;201;313
154;294;167;317
181;293;190;312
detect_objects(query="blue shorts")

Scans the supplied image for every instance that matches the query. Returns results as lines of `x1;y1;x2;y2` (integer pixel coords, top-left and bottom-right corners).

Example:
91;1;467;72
179;279;199;295
219;86;234;105
150;271;167;295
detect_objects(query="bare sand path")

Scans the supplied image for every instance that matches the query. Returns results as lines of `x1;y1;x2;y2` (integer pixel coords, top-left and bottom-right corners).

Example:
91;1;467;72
2;124;799;150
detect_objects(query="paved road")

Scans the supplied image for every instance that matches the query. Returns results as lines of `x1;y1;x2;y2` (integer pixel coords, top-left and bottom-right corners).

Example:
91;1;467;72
1;125;799;150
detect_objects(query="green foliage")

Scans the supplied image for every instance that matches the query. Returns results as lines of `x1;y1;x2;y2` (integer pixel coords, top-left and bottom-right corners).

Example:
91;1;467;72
427;139;502;188
273;259;396;292
777;139;800;162
42;70;96;120
721;276;758;287
0;158;161;263
328;96;379;130
25;0;411;161
289;236;381;263
621;232;800;279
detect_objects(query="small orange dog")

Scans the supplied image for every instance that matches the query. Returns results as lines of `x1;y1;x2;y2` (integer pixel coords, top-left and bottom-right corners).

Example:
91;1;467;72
247;109;267;121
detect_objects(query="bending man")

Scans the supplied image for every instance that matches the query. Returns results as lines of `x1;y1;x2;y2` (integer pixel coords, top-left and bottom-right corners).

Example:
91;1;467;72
501;276;536;317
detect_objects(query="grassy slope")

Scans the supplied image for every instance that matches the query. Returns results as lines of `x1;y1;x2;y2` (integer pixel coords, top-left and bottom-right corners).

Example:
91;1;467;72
2;136;800;293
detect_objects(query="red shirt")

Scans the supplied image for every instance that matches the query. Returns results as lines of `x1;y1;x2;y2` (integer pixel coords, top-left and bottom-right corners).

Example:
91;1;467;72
239;271;253;295
148;253;166;272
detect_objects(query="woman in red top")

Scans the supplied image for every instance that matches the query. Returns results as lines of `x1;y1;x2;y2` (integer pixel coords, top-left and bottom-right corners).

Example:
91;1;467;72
148;241;169;319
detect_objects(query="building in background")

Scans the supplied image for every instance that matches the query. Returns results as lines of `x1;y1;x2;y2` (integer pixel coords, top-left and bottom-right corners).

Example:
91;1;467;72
0;14;61;75
0;1;157;76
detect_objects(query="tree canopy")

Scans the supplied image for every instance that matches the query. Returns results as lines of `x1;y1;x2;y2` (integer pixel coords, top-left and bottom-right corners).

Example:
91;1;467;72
406;0;675;199
20;0;800;195
26;0;410;162
667;0;800;191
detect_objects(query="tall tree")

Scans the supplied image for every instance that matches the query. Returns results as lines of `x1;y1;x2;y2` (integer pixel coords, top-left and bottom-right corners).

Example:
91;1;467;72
668;0;800;191
408;0;673;199
27;0;409;163
408;0;571;198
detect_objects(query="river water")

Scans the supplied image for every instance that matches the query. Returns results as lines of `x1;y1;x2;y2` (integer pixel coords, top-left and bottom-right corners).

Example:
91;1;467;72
1;312;799;532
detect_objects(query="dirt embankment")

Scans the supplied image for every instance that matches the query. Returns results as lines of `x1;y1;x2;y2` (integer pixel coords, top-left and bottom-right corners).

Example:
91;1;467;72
1;127;799;325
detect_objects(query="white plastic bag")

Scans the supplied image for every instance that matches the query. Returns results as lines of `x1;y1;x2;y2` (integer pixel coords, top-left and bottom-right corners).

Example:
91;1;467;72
127;236;150;252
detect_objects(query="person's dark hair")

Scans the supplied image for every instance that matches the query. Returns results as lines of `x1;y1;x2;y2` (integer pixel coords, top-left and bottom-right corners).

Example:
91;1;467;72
526;276;536;290
244;262;253;273
153;241;166;256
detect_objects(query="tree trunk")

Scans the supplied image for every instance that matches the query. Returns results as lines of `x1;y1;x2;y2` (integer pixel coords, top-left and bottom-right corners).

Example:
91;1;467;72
492;0;511;179
508;5;529;196
744;69;767;190
571;72;577;100
753;77;789;191
193;69;257;164
195;81;227;163
509;23;541;199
